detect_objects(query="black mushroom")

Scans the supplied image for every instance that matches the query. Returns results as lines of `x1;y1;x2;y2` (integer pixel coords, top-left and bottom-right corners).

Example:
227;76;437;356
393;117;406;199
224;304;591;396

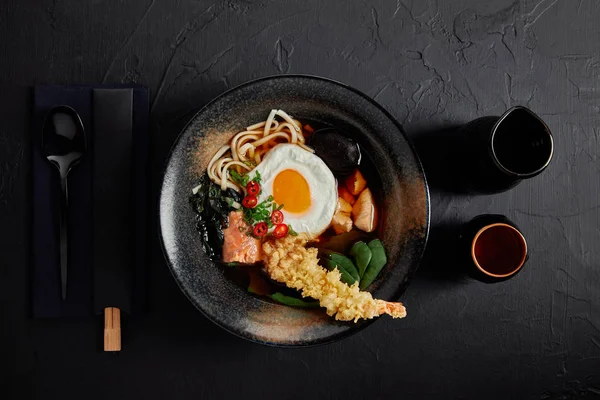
309;128;361;175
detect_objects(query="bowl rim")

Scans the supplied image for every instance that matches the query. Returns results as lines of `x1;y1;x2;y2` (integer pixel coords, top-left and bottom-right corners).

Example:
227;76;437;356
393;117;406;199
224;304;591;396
158;74;431;347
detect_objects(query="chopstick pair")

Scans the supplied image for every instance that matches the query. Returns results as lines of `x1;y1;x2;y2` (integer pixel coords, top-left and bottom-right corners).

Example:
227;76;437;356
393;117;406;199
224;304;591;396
93;89;134;352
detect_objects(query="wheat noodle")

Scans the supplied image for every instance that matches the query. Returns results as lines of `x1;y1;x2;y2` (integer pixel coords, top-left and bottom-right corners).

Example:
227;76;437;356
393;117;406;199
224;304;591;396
206;109;314;192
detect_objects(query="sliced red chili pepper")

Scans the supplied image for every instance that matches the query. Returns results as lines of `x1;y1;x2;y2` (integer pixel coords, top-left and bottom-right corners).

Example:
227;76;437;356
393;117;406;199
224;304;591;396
242;195;258;208
270;210;284;225
246;181;260;196
273;223;289;238
253;222;268;237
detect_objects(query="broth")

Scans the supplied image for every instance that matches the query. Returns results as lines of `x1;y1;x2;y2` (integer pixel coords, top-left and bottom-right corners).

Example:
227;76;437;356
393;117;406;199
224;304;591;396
219;118;385;303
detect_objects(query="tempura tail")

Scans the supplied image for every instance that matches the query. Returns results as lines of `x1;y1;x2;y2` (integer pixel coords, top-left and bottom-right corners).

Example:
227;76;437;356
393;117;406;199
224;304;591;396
262;237;406;322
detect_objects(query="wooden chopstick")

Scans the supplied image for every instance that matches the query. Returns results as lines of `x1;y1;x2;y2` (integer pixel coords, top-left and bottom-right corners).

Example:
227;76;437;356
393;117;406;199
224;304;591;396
104;307;121;351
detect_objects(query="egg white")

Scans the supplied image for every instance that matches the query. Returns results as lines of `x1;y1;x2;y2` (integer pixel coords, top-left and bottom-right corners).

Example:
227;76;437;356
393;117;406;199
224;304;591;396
251;144;337;239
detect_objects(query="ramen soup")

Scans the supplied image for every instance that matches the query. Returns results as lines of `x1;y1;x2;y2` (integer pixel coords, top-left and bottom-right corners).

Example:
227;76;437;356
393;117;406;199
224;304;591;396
189;110;406;322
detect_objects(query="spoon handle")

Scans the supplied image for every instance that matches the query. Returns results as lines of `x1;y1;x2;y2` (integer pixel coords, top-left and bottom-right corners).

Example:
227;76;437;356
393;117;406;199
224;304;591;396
60;176;68;300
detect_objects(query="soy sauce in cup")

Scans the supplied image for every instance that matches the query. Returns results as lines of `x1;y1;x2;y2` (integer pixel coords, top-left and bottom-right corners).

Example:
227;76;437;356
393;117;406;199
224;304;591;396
462;215;528;283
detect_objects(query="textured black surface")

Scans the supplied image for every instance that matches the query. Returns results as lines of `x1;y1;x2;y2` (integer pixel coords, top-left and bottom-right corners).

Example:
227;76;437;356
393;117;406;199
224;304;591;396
1;0;599;399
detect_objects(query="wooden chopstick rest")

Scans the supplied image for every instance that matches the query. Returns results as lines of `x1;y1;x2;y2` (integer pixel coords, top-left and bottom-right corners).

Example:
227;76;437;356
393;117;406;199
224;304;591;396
104;307;121;351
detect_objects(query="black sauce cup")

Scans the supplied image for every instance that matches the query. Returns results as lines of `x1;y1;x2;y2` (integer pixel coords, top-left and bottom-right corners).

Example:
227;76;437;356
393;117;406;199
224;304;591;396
461;106;553;193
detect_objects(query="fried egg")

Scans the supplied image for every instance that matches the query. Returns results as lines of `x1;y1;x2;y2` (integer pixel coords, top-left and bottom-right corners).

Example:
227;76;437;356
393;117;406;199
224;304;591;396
252;144;337;239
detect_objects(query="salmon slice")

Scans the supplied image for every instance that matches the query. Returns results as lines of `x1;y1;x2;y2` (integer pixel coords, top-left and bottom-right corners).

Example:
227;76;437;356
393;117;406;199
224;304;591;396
222;211;262;264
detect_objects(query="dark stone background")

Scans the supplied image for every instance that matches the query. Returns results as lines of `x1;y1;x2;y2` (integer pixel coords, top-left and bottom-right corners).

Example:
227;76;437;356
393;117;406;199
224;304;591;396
1;1;599;399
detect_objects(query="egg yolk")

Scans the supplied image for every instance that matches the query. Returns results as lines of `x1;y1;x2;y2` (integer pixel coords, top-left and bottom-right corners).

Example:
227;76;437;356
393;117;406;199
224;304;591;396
273;169;311;214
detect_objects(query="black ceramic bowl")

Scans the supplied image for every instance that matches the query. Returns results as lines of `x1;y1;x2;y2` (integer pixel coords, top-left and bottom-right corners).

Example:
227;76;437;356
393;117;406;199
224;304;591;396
159;75;430;346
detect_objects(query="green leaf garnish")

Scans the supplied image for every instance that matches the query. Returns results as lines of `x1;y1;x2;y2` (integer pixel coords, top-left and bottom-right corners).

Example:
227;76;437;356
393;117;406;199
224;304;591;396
224;262;242;267
242;196;277;227
254;171;262;184
270;292;319;308
229;170;248;186
288;225;298;236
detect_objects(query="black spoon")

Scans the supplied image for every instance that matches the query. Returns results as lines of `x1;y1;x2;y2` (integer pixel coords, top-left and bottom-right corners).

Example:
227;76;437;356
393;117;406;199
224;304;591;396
42;105;86;300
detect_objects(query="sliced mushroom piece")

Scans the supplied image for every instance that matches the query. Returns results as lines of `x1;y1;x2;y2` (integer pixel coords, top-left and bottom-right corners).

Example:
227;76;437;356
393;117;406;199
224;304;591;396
345;169;367;196
351;188;377;232
310;128;361;175
336;197;353;213
338;186;356;205
331;211;353;234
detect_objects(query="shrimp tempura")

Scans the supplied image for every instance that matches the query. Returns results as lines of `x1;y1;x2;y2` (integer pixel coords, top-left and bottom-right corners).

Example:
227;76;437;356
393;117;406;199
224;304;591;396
262;236;406;322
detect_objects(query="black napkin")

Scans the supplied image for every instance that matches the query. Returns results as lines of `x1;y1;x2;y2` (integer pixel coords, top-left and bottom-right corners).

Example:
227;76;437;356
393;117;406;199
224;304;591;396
32;85;148;318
